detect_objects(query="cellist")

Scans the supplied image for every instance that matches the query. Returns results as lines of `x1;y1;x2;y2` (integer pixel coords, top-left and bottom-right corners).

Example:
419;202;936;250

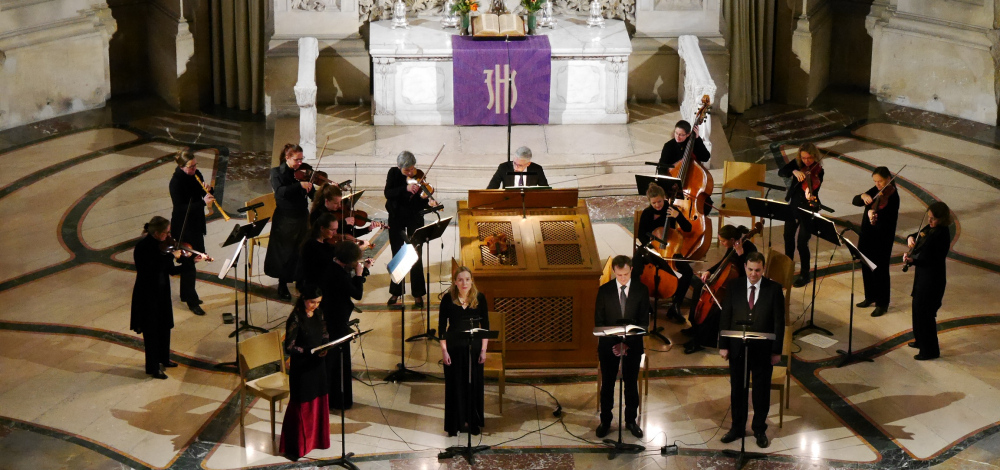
635;182;691;325
851;167;900;318
778;142;824;288
680;225;757;354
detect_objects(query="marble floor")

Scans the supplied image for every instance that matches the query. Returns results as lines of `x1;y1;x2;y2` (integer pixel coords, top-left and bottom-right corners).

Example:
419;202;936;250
1;92;999;470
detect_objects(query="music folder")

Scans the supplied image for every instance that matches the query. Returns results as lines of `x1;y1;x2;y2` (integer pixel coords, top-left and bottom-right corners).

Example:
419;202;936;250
312;329;372;354
593;325;647;336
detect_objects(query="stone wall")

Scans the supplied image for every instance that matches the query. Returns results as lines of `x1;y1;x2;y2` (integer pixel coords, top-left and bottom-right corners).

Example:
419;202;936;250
0;1;117;131
869;0;1000;125
772;0;832;106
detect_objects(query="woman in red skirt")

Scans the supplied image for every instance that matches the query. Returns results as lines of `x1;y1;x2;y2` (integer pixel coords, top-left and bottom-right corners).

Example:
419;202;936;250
279;287;331;460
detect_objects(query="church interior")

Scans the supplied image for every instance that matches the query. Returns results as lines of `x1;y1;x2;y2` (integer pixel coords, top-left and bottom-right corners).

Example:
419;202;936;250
2;0;1000;469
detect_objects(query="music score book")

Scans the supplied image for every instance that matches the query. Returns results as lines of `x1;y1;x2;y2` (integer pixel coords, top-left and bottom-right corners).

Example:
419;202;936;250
472;13;525;37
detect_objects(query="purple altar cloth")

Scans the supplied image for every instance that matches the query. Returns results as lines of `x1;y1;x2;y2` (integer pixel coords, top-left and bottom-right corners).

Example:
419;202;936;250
452;36;551;125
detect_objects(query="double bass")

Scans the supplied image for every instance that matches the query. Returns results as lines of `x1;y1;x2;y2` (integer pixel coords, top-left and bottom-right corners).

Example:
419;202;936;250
665;95;715;261
690;222;763;325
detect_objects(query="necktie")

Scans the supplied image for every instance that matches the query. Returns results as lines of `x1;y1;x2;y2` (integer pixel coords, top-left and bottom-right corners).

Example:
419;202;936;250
748;285;756;311
620;285;627;315
518;174;524;187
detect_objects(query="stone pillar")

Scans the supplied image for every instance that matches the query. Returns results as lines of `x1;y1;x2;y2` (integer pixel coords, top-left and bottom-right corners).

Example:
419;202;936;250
295;37;319;162
147;0;199;111
772;0;832;107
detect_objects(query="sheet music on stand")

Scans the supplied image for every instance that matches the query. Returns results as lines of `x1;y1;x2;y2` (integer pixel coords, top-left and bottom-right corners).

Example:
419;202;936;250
842;237;876;271
593;325;647;336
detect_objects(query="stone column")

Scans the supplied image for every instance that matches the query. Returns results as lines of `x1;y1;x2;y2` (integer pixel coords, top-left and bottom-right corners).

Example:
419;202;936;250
772;0;832;107
295;37;319;162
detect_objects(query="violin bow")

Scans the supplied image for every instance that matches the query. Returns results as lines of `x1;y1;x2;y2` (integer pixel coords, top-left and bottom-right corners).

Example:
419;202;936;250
422;144;446;181
871;164;906;201
309;136;331;185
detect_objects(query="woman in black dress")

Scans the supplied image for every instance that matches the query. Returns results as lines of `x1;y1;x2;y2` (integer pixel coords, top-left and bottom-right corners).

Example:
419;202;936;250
130;216;197;379
439;266;489;436
295;212;338;293
852;166;900;317
778;142;825;287
634;182;691;324
265;144;315;300
903;202;952;361
309;184;379;250
325;241;372;410
278;287;331;461
384;150;439;307
168;150;213;316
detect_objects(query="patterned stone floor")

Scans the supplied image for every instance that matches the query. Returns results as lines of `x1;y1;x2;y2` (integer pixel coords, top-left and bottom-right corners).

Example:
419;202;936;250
0;91;998;470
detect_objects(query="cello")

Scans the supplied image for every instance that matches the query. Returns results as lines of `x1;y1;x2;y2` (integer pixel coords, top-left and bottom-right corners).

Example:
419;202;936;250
690;222;763;325
638;205;686;300
665;95;715;261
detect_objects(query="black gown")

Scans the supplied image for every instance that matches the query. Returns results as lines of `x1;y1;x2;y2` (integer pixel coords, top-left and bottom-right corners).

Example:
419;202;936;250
279;308;331;460
265;163;314;282
907;225;951;358
384;167;430;297
778;160;824;275
852;187;900;309
169;167;210;303
439;292;489;436
324;262;368;410
130;235;181;374
295;239;335;292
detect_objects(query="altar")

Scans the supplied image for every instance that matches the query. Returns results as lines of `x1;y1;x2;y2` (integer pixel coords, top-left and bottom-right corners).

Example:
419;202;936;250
370;16;631;125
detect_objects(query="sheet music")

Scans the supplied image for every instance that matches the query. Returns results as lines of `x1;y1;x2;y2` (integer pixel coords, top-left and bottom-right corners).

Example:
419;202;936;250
311;333;355;354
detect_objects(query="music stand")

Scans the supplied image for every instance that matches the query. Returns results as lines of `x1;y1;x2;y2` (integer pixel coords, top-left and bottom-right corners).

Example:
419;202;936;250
593;324;647;459
836;236;875;367
719;327;777;470
406;217;453;343
504;177;552;219
792;207;841;337
746;198;796;254
311;328;372;470
438;324;499;465
638;245;679;345
385;243;424;383
221;220;270;338
635;174;683;200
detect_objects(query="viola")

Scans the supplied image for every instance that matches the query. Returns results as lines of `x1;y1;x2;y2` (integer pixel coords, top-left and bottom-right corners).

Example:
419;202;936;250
664;95;715;261
691;222;763;325
406;168;436;200
799;162;822;210
159;235;214;261
331;207;381;229
483;232;510;256
294;162;331;187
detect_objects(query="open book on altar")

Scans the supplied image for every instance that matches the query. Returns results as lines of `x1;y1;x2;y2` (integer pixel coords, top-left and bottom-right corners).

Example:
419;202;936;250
472;13;525;37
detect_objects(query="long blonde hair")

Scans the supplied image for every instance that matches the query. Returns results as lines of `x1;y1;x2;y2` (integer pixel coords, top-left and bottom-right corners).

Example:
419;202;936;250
448;266;480;309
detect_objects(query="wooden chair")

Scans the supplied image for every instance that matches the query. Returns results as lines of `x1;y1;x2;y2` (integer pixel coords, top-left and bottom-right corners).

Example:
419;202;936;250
716;162;766;231
765;249;795;426
245;193;276;273
237;331;290;453
483;310;507;413
596;353;649;419
600;255;615;284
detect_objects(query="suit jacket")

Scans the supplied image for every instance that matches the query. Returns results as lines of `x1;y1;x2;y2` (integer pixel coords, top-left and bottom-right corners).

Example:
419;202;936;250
595;280;651;349
486;162;549;189
718;277;785;354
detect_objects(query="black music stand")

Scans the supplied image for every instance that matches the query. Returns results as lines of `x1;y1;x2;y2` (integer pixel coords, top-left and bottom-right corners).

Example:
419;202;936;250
311;328;373;470
385;243;425;383
406;216;452;343
438;325;499;465
221;220;270;338
593;324;647;459
746;197;796;255
837;236;875;367
638;245;679;345
635;174;683;200
793;207;841;337
719;327;777;470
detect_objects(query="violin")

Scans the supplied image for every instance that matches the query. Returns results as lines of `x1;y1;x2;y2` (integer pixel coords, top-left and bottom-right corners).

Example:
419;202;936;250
865;165;904;225
482;232;510;256
691;222;763;325
407;145;445;202
799;162;822;209
294;162;331;187
159;235;214;261
332;207;378;228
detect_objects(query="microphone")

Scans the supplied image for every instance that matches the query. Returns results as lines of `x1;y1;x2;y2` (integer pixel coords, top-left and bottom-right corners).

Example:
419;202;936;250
421;205;444;215
757;181;786;191
338;179;352;188
238;202;265;213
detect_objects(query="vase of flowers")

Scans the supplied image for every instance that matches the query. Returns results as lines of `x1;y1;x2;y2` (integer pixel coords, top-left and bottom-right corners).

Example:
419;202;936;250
452;0;478;35
520;0;543;34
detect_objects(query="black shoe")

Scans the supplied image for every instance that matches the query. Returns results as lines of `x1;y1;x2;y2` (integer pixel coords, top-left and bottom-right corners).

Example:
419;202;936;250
870;306;886;317
387;295;399;306
626;422;644;438
856;299;874;308
666;307;686;325
413;297;424;308
188;302;206;316
680;327;694;336
914;354;939;361
793;275;811;288
908;341;919;349
755;433;770;448
684;343;705;355
595;423;610;438
147;371;168;380
276;284;291;301
720;429;744;444
164;361;179;368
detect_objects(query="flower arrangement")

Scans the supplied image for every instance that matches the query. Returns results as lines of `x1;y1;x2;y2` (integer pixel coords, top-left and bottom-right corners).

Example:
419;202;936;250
452;0;478;13
520;0;543;12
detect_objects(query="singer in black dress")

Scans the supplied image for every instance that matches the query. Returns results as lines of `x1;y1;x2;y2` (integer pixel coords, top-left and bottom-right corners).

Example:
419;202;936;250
439;267;490;437
325;241;371;410
279;288;331;461
851;167;900;317
265;144;316;300
168;150;212;316
904;202;952;361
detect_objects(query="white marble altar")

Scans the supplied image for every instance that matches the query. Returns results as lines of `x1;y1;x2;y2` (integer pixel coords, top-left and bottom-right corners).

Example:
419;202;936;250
369;15;632;125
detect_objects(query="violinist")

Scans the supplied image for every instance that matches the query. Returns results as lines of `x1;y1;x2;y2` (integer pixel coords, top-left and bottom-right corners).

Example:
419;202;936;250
681;225;758;354
265;144;316;300
486;146;549;189
904;202;952;361
384;150;439;307
325;241;372;410
778;143;825;288
309;184;381;249
168;150;212;316
130;216;199;379
295;212;338;294
635;182;691;324
851;167;900;317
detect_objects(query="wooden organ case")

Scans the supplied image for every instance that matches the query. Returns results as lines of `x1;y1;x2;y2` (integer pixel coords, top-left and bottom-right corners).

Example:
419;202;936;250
458;189;602;368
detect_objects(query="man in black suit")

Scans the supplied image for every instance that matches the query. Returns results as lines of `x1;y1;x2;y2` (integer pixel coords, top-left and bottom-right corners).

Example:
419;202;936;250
718;251;784;449
594;255;651;439
486;146;549;189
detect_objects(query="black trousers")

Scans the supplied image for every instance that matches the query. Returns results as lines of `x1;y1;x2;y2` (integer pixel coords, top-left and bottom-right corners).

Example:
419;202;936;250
388;218;426;297
143;328;171;374
598;337;643;426
177;234;205;303
911;297;941;358
728;340;774;435
860;249;891;308
783;214;812;275
328;344;353;410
